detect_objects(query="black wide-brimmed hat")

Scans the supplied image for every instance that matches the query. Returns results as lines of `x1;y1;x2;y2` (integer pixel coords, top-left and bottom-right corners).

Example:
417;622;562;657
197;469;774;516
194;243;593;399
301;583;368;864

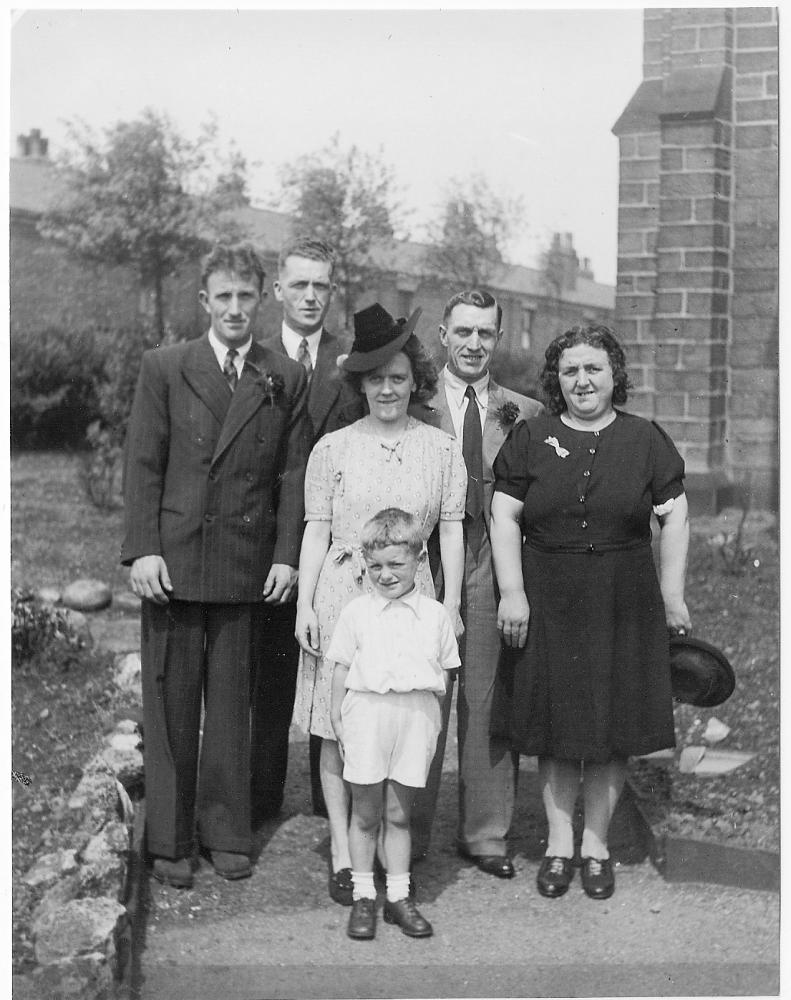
339;303;422;372
669;634;736;707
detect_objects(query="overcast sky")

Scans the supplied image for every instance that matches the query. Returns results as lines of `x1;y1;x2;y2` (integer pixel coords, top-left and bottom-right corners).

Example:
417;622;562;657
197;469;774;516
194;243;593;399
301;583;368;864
9;6;646;285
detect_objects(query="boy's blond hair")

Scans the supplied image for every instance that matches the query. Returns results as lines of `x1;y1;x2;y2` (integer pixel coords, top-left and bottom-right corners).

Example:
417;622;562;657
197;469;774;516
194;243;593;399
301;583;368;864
360;508;423;557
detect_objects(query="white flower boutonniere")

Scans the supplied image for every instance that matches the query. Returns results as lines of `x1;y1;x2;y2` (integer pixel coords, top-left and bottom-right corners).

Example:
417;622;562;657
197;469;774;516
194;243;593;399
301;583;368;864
544;436;570;458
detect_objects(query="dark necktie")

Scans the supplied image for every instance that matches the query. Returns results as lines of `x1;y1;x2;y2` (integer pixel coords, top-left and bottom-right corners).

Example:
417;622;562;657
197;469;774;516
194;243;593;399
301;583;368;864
297;338;313;381
463;384;484;520
223;348;239;391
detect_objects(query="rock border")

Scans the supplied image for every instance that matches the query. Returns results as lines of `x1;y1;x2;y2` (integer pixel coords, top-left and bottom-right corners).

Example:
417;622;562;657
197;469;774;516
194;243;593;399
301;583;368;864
17;720;145;1000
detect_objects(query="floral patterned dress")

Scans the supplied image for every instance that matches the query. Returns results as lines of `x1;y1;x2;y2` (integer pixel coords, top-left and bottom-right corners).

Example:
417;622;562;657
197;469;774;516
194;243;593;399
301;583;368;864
293;416;467;739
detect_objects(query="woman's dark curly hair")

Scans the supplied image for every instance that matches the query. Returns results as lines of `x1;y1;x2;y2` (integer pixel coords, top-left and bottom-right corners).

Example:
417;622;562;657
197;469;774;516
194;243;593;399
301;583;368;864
541;324;632;415
344;334;439;403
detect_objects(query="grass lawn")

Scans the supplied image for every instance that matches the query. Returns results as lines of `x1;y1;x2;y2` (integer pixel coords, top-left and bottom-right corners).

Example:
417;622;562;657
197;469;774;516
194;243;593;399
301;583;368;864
11;450;129;594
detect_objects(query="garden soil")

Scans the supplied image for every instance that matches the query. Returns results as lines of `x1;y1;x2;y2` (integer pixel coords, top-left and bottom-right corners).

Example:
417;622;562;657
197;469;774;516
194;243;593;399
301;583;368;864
132;717;780;1000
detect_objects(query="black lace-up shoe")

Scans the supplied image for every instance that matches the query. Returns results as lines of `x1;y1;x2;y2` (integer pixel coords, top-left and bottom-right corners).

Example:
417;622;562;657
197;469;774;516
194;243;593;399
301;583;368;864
383;898;433;937
347;897;377;939
581;857;615;899
536;855;574;898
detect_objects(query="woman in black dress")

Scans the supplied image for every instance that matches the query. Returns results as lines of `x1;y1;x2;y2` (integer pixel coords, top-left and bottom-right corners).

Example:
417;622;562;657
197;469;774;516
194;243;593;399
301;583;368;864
489;325;691;900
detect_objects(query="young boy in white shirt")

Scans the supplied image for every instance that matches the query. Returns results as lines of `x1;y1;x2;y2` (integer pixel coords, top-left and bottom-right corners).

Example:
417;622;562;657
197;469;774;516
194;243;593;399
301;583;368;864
327;508;460;940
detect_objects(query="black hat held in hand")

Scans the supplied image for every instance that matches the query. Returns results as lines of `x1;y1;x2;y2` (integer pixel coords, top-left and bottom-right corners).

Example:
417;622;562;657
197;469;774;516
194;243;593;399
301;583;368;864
669;633;736;708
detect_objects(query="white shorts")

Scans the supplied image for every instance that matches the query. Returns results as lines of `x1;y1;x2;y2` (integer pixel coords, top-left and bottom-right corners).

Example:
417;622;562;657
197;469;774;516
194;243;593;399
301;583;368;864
340;689;441;788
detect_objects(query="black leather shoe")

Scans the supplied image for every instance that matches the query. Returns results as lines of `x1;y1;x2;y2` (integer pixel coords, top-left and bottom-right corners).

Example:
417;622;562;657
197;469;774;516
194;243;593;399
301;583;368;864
536;855;574;898
211;851;252;880
347;898;376;939
329;867;354;906
581;857;615;899
383;898;433;938
152;857;193;889
459;850;515;879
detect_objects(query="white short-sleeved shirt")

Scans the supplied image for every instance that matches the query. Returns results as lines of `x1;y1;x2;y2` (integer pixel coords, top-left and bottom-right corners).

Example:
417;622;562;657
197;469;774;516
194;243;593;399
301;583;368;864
325;588;460;695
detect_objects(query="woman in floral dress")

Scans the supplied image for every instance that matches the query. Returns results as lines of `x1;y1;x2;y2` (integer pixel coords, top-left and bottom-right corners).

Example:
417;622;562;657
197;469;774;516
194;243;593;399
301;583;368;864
294;303;466;905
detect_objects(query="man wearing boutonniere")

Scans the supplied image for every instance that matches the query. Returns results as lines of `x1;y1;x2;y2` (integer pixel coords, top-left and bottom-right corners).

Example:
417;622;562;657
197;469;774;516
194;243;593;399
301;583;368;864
411;289;543;876
121;243;310;889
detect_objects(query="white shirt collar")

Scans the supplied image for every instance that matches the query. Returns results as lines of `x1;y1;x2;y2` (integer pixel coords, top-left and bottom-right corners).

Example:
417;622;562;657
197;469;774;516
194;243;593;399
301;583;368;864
208;328;252;374
371;585;422;617
443;365;490;410
281;323;323;363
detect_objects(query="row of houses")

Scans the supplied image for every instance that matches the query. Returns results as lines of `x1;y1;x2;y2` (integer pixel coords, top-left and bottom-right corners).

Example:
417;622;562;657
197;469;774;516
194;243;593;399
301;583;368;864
10;134;614;401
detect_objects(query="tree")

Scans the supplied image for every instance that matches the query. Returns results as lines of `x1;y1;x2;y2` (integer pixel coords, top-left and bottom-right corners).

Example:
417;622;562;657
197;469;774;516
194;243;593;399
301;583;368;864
39;108;251;342
278;133;405;328
425;174;525;288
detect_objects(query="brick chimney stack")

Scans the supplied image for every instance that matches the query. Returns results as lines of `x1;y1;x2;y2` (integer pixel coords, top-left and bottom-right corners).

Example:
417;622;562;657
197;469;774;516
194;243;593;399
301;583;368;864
16;129;49;159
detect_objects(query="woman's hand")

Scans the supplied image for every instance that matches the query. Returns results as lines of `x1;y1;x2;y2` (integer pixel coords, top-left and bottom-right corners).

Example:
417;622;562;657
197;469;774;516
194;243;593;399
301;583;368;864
497;590;530;648
295;604;321;656
665;599;692;635
443;599;465;639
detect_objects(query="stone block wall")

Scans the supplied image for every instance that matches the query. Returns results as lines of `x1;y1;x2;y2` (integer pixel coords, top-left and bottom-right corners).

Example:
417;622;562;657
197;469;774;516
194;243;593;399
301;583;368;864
613;8;778;511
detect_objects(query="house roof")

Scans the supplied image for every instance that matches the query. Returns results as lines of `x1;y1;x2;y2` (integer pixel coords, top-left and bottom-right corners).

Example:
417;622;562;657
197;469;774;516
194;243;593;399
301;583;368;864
10;156;614;310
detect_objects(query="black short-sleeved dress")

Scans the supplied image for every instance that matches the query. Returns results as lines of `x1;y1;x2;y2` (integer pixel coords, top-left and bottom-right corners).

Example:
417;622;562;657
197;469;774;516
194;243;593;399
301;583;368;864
492;410;685;763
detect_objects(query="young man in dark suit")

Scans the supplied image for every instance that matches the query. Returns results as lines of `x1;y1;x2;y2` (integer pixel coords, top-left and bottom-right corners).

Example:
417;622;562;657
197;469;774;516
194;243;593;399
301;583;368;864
122;243;309;888
251;237;362;822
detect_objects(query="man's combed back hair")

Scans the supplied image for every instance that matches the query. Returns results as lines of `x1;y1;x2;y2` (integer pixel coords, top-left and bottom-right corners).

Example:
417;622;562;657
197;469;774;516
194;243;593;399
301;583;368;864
201;243;266;292
442;289;502;330
361;508;424;557
278;236;337;276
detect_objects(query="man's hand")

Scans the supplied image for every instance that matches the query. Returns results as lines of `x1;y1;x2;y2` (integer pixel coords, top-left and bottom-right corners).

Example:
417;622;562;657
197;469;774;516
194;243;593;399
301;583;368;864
295;605;321;655
262;564;298;604
130;555;173;605
497;590;530;649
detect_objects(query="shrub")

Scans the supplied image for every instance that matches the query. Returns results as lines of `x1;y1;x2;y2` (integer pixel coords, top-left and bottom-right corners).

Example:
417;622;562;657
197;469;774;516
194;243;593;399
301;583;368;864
11;589;87;667
80;324;160;507
10;326;106;449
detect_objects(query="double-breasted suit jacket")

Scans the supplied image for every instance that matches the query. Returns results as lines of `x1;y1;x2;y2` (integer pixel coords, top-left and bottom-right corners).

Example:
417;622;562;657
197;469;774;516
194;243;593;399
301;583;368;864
121;336;309;599
411;376;544;857
250;329;365;818
121;334;309;860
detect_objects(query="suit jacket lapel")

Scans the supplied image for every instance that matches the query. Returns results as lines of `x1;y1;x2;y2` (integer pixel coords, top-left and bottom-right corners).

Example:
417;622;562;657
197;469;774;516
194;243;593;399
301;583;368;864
180;336;233;428
415;385;455;437
212;342;270;464
483;382;510;469
308;332;343;433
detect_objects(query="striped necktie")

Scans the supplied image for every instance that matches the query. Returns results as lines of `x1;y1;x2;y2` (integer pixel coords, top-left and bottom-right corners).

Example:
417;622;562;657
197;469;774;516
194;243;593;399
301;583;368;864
297;338;313;381
223;348;239;391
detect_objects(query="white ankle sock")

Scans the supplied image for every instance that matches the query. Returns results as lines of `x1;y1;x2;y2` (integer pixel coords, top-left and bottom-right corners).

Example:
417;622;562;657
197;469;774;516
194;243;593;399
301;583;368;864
386;872;410;902
351;870;376;901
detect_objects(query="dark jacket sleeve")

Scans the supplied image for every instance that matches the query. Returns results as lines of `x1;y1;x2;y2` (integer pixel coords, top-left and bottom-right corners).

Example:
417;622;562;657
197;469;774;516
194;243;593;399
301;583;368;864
272;363;310;567
120;350;169;566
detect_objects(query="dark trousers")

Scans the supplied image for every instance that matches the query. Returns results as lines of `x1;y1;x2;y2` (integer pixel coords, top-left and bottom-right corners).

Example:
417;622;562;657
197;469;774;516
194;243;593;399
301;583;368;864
249;602;326;818
141;599;258;860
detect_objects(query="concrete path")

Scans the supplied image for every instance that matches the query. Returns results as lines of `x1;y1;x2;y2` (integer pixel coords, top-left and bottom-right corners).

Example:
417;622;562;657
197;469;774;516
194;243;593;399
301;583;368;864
131;724;780;1000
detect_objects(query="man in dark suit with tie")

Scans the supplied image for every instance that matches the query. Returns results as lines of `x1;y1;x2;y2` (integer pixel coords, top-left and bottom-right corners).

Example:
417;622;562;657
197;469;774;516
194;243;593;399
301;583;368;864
251;237;362;822
411;289;544;876
122;243;309;889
